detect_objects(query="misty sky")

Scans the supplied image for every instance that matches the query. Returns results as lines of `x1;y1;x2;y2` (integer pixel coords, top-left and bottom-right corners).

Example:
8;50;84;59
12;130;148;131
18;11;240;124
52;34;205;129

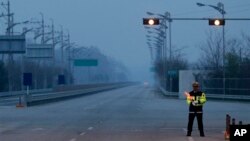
2;0;250;82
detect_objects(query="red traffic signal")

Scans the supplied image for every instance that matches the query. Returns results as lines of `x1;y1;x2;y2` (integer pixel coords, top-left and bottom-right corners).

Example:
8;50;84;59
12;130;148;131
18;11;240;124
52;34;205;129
143;18;160;25
209;19;225;26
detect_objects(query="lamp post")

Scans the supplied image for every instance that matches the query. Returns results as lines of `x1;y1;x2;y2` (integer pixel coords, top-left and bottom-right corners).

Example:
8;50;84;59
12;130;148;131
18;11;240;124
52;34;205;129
22;27;33;35
147;12;172;61
1;0;12;35
165;12;172;63
65;30;72;85
146;12;167;61
30;16;50;44
49;18;57;87
197;2;226;96
146;11;172;90
6;20;29;34
72;46;93;83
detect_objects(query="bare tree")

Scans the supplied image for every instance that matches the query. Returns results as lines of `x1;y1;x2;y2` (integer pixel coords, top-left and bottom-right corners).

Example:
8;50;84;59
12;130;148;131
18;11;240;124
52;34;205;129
197;30;223;71
154;45;188;92
197;30;250;95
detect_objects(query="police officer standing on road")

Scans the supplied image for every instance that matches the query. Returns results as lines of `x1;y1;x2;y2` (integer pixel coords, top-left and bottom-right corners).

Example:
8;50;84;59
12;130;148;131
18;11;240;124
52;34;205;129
186;82;206;137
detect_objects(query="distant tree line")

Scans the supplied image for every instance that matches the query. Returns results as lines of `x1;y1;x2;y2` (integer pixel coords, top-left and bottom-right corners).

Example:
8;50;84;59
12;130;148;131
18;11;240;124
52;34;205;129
154;46;188;92
196;31;250;95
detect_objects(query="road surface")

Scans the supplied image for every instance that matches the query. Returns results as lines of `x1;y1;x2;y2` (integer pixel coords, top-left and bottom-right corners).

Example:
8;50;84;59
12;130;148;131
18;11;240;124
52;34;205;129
1;85;250;141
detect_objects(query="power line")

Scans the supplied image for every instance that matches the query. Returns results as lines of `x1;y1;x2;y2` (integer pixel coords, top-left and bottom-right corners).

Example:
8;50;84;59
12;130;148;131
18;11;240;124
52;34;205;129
174;9;216;17
226;2;250;9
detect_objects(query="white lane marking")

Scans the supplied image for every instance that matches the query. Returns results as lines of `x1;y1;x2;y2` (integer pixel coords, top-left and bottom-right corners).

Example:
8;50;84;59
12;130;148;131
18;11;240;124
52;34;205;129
80;132;86;136
32;128;44;131
187;137;195;141
0;128;5;133
0;106;14;109
69;138;76;141
88;127;94;130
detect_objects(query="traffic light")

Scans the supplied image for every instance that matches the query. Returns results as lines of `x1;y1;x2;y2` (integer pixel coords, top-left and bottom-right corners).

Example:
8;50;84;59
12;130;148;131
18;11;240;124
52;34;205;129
143;18;160;25
209;19;225;26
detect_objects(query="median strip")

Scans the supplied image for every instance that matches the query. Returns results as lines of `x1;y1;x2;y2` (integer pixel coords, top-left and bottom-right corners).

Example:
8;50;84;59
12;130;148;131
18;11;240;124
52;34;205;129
25;82;136;106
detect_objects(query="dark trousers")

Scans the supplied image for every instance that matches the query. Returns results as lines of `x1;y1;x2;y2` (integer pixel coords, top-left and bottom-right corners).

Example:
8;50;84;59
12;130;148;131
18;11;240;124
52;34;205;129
187;112;204;134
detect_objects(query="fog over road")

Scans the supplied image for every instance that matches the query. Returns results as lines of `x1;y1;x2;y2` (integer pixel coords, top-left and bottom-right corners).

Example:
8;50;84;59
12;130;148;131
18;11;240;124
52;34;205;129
1;85;250;141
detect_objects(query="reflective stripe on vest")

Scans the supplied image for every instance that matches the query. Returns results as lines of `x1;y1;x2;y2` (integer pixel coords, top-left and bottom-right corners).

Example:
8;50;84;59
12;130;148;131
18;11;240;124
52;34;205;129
189;111;203;114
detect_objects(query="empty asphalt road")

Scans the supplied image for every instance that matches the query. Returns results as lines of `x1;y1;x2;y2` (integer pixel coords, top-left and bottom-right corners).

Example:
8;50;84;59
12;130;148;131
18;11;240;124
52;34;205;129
1;85;250;141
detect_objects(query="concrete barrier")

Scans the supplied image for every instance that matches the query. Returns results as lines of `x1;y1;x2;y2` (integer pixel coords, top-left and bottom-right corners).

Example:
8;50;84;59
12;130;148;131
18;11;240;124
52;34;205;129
159;86;250;101
26;82;136;106
0;89;52;98
206;94;250;101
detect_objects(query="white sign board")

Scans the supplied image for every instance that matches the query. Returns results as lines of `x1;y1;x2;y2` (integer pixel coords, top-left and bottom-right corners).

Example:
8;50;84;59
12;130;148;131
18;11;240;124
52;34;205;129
0;35;26;53
26;44;54;58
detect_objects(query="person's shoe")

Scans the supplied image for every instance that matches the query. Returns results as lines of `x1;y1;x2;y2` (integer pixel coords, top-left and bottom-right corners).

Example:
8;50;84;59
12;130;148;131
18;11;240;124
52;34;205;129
186;132;191;136
200;133;205;137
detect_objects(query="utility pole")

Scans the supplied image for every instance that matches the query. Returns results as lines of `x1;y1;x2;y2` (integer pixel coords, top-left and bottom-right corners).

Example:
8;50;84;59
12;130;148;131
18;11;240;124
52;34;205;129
161;18;167;91
196;2;227;97
7;0;11;91
220;3;226;99
4;0;13;92
51;19;55;64
50;19;56;87
168;13;172;63
40;13;45;44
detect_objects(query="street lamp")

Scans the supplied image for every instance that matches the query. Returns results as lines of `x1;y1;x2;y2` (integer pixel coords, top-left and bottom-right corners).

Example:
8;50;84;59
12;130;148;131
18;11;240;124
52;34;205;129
147;32;165;60
147;11;172;61
196;2;226;15
196;2;226;96
146;11;172;91
30;17;50;44
40;12;45;44
143;18;160;25
6;20;29;35
209;19;225;26
33;31;52;40
146;31;165;58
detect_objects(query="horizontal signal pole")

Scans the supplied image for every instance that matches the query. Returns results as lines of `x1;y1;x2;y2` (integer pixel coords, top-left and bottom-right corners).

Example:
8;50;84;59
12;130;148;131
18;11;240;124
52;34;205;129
168;18;250;21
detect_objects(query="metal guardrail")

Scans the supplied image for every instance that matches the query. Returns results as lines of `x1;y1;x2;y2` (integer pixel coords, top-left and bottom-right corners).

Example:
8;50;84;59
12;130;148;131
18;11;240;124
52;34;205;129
0;89;53;98
206;94;250;101
26;82;134;106
159;87;178;97
159;86;250;101
0;82;137;107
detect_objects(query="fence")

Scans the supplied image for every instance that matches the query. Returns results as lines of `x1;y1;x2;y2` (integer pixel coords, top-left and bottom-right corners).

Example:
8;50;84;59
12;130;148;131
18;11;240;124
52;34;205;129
201;78;250;96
